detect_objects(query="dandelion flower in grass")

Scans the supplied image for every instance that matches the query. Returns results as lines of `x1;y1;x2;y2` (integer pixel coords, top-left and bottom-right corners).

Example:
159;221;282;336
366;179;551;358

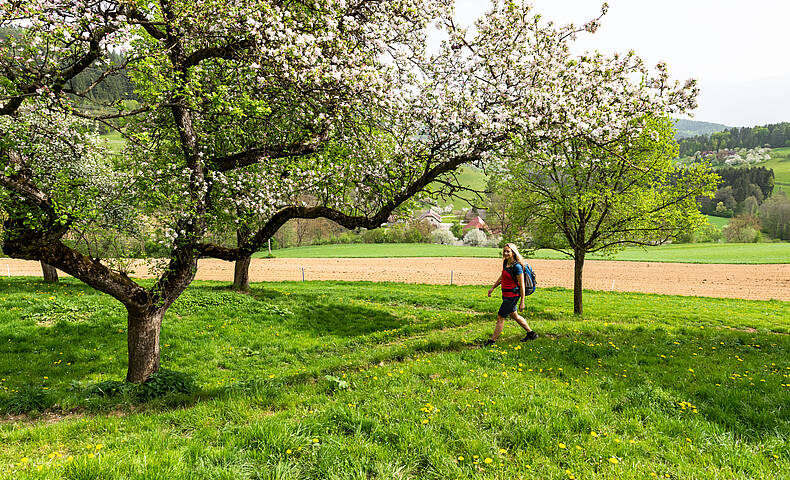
558;443;566;449
484;457;493;464
608;457;619;464
312;438;320;443
286;449;292;454
87;453;95;459
688;368;694;373
499;448;507;454
590;431;598;437
458;456;464;461
21;457;29;463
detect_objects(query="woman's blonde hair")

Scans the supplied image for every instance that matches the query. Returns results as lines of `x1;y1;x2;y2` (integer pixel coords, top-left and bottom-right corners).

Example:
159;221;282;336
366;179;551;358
504;242;526;269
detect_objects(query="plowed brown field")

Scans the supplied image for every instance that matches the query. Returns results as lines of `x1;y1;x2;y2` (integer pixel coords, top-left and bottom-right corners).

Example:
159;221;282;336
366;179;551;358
4;258;789;301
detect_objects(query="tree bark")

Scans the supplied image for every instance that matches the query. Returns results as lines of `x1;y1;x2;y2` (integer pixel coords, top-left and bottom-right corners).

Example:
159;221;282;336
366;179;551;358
40;261;58;283
126;306;165;383
232;224;252;292
232;255;251;292
573;250;585;315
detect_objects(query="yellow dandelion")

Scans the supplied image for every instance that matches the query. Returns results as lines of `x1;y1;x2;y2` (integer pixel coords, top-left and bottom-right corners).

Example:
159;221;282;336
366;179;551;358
87;453;95;459
312;438;319;443
484;457;493;464
558;443;566;449
21;457;29;463
608;457;619;464
286;449;292;454
499;448;507;454
590;431;598;437
458;456;464;461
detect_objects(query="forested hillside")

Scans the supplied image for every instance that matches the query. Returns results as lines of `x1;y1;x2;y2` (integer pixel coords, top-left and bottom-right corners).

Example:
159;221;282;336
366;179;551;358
679;122;790;156
673;119;729;139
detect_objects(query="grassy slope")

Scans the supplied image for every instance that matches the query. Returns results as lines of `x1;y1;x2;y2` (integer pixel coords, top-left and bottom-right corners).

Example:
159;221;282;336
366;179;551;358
765;147;790;196
0;278;788;479
706;215;729;229
257;242;790;264
433;166;489;210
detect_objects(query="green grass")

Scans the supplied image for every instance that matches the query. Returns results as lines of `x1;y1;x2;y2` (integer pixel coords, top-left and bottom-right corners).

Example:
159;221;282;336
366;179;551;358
705;215;729;229
258;242;790;264
1;278;789;479
765;147;790;196
98;131;126;156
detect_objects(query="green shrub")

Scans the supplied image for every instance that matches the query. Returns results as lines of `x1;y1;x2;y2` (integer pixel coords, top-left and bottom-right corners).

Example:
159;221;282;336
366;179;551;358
675;222;722;243
134;369;196;401
723;215;761;243
361;228;389;243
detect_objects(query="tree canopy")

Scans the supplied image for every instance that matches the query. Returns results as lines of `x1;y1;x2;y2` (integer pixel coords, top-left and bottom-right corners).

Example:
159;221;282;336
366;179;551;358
496;117;717;314
1;0;699;381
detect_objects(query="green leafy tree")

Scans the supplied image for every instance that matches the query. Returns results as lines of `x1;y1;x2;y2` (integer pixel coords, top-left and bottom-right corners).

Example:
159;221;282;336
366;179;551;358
499;118;717;314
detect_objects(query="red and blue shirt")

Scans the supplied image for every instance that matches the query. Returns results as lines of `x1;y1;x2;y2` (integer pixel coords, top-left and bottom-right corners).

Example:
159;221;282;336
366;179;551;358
502;262;524;298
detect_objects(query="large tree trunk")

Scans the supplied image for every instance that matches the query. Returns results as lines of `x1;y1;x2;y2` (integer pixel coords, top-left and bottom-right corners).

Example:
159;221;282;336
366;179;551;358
573;250;585;315
232;224;252;292
232;255;251;292
126;306;165;383
40;261;58;283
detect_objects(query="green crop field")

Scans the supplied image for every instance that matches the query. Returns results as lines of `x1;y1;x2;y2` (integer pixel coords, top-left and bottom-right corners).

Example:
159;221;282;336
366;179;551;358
258;242;790;264
1;277;789;479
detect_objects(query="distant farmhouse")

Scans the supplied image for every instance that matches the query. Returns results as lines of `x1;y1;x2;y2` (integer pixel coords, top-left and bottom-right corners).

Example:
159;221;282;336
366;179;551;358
463;215;490;233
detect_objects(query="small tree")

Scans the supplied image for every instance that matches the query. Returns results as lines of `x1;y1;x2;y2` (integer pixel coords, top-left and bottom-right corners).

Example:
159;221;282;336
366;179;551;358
431;228;456;245
759;192;790;240
723;215;761;243
463;228;488;247
499;118;717;315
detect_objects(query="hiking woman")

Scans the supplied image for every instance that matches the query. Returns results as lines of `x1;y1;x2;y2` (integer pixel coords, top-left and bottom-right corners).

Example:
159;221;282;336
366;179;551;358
484;243;537;346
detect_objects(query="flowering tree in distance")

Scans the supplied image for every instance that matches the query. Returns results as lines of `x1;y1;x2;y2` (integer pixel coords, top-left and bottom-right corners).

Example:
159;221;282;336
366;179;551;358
1;0;699;382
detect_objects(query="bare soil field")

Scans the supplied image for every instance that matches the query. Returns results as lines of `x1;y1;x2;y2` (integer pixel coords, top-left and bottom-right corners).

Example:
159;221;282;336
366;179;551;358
3;258;790;301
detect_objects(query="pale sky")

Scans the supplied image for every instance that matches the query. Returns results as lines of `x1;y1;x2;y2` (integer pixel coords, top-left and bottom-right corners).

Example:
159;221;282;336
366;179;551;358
452;0;790;127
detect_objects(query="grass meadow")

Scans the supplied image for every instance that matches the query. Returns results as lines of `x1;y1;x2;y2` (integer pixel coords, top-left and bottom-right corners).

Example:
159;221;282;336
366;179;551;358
1;277;789;479
766;147;790;196
256;242;790;264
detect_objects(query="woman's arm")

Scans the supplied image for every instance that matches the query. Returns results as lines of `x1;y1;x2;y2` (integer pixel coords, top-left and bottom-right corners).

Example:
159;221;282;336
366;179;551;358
517;272;526;310
487;273;503;297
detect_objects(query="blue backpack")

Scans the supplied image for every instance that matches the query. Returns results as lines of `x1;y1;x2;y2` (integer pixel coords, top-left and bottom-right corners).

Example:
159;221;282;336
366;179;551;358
504;260;536;296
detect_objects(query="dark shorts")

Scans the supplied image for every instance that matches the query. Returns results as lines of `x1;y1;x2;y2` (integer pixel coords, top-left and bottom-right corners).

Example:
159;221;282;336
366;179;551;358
498;296;520;317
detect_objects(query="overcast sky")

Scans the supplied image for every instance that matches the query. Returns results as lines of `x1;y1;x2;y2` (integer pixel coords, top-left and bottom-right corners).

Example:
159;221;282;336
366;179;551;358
452;0;790;127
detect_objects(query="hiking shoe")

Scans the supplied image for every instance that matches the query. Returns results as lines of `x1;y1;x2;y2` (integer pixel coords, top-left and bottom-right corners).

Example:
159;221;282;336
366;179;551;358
482;339;496;347
522;331;538;341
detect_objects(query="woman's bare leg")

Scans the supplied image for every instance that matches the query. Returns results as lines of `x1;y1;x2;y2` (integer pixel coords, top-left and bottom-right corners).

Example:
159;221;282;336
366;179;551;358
491;315;506;340
509;311;533;332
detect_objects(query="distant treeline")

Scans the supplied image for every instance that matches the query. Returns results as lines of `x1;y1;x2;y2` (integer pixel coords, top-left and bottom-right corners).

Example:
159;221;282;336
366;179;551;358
699;166;774;218
679;122;790;156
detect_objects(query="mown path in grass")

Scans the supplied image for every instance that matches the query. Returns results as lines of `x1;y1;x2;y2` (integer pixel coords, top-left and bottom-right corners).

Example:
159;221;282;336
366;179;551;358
1;278;789;479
